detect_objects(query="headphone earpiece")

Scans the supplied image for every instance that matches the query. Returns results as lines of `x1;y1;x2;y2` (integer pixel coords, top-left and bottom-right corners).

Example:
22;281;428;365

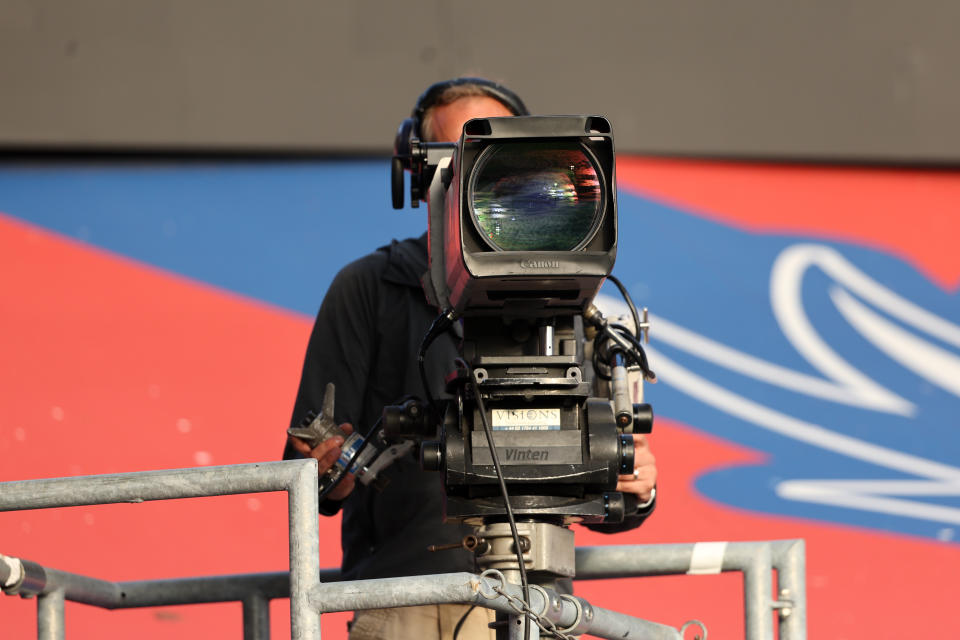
393;117;416;171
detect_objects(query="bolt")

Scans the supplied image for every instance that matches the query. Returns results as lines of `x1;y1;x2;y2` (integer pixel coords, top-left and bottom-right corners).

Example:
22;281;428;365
777;587;793;618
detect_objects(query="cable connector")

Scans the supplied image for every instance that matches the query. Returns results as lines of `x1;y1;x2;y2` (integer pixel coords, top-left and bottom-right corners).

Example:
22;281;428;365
583;303;657;383
424;307;457;343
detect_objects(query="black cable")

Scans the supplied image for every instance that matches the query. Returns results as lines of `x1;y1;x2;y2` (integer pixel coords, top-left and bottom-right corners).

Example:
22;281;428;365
602;274;658;380
606;323;656;381
594;322;653;379
594;329;623;379
418;309;457;427
592;330;610;380
452;604;478;640
456;356;532;640
606;274;642;340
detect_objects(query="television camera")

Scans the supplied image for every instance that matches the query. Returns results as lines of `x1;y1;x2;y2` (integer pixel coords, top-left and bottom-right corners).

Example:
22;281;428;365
289;115;656;634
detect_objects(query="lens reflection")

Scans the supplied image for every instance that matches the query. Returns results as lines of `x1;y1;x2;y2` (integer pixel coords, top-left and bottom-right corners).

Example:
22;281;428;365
470;141;602;251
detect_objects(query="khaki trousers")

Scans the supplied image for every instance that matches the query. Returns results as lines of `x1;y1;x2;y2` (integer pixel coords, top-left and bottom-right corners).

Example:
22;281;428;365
348;604;497;640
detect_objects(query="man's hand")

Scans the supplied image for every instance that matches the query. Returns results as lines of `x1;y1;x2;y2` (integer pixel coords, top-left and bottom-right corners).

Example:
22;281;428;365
288;423;357;501
616;433;656;505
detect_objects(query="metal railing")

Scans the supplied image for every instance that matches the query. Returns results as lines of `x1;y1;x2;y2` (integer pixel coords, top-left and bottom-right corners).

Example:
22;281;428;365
0;461;806;639
0;460;321;639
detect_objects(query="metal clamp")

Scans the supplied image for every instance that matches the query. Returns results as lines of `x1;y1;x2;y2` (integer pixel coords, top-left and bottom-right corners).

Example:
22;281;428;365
475;570;577;640
477;569;506;600
773;588;794;618
526;584;550;619
680;619;708;639
554;593;584;636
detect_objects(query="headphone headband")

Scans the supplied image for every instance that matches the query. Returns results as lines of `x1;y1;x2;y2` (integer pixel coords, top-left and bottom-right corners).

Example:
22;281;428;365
392;77;528;209
410;77;529;138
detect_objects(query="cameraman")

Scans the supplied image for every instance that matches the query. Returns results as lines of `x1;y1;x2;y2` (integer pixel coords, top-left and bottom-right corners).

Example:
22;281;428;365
284;78;657;640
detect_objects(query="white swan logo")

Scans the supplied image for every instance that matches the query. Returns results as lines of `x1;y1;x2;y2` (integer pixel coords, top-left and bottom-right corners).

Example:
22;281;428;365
599;243;960;532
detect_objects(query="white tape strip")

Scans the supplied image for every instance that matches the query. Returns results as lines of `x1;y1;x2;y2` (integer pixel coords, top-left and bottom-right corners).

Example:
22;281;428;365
687;541;728;575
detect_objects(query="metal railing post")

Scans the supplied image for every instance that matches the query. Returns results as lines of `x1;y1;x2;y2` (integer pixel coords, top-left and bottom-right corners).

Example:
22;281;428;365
735;542;773;640
37;588;65;640
243;592;271;640
288;460;321;640
772;539;807;640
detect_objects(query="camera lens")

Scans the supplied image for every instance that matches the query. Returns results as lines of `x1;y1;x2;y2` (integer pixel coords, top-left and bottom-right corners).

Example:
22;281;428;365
469;141;603;251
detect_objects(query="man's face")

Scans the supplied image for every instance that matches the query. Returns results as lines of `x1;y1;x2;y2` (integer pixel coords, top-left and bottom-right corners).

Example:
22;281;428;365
429;96;515;143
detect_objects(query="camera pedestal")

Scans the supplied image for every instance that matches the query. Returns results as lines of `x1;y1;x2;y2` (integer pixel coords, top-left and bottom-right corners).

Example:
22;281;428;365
473;521;575;582
467;520;576;639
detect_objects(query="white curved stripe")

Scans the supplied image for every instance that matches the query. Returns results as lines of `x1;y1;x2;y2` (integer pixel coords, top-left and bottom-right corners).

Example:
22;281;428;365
652;313;913;412
647;345;960;482
595;294;913;414
830;286;960;398
804;244;960;348
776;480;960;525
770;245;914;415
776;478;960;496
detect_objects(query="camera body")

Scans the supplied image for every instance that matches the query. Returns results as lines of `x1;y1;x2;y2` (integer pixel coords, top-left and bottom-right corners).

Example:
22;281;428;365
392;115;646;529
420;314;636;525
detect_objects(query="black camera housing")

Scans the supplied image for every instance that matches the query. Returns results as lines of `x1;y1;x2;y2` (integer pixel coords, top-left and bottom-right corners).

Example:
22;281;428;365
421;316;636;525
400;114;643;526
424;115;618;318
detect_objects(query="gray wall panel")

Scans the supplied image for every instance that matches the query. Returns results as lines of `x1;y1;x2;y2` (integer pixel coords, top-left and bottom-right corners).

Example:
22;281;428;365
1;0;958;161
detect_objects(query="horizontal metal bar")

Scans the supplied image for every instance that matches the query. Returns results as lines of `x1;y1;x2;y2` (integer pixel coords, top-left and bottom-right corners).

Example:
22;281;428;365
574;540;803;578
0;461;312;512
119;572;292;607
311;571;682;640
3;562;342;609
38;568;122;608
115;570;342;608
576;543;703;578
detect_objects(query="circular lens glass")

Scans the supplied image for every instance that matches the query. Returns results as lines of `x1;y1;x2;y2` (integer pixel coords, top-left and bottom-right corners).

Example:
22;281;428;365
469;141;603;251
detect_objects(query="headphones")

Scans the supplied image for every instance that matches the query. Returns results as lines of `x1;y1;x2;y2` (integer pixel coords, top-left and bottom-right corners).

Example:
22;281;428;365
392;77;528;209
